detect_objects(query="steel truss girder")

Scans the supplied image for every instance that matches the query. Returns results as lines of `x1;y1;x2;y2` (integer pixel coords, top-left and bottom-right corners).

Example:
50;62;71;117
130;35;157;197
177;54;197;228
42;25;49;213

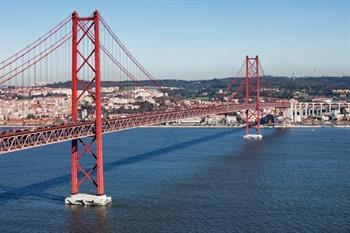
0;102;289;155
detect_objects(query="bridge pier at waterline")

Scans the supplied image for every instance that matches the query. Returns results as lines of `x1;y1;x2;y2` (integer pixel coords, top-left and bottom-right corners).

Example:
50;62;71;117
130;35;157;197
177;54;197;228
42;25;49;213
243;134;263;140
65;193;112;206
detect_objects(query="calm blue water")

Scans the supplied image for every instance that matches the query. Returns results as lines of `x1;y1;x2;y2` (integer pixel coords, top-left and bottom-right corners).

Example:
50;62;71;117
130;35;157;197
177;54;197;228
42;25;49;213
0;127;350;232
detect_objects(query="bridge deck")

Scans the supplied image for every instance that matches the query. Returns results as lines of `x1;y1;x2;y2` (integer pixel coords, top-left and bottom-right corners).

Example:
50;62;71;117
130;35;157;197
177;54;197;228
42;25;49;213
0;102;289;154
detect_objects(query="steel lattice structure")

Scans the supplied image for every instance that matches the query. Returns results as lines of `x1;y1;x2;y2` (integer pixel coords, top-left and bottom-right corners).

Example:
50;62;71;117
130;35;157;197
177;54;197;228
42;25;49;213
68;11;106;196
245;55;262;136
0;101;289;155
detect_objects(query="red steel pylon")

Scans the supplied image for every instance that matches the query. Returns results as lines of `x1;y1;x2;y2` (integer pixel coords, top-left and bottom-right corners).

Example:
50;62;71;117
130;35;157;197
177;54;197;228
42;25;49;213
245;55;262;137
71;10;105;196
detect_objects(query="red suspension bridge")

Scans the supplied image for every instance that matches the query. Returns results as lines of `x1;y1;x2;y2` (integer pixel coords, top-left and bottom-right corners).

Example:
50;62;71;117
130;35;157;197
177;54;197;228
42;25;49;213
0;11;289;205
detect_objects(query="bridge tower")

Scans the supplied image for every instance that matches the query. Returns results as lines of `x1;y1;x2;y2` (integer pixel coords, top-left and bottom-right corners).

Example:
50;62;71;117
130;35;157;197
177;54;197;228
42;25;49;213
243;55;262;140
65;11;111;205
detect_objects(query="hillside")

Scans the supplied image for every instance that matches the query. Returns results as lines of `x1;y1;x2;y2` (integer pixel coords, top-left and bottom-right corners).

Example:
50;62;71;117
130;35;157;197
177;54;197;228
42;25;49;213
46;76;350;100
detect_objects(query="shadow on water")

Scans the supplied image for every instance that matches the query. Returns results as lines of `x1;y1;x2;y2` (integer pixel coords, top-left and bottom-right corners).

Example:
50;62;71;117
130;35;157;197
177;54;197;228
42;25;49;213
240;128;289;153
0;128;241;205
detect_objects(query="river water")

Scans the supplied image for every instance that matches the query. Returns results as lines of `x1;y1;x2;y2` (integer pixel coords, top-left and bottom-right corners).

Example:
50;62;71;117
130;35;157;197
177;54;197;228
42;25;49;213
0;127;349;232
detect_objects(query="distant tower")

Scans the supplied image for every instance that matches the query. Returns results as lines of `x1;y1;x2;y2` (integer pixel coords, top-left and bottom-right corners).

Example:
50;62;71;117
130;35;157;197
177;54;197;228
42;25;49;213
243;55;262;140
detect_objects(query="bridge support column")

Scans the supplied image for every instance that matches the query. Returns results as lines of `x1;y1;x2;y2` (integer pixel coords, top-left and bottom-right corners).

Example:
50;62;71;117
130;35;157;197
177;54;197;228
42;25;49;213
319;105;322;117
65;11;111;206
290;102;294;124
71;11;79;196
305;103;309;118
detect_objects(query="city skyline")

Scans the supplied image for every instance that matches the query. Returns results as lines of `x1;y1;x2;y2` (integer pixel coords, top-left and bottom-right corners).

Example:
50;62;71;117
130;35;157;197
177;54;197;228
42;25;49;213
0;0;349;80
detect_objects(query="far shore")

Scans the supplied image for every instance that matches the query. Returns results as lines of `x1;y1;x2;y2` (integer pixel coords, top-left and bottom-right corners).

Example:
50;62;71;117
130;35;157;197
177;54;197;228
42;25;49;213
140;124;350;129
0;125;34;128
1;124;350;130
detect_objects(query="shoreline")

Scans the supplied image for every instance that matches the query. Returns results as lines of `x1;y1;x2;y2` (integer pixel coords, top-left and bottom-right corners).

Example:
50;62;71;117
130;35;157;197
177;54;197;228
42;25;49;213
1;124;350;130
141;124;350;129
0;125;33;128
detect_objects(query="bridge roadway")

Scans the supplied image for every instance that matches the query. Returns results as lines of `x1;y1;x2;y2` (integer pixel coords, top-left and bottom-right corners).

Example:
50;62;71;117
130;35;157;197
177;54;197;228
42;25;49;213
0;101;289;154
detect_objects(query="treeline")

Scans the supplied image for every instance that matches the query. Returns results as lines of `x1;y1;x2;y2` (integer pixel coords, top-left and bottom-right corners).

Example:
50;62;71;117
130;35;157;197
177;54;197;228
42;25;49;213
46;76;350;99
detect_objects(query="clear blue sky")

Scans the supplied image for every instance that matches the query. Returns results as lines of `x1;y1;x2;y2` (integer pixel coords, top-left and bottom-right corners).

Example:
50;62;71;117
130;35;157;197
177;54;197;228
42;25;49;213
0;0;349;79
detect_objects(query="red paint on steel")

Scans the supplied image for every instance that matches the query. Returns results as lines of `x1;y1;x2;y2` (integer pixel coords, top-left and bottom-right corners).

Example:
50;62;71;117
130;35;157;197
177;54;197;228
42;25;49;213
256;56;261;134
244;55;262;136
71;11;79;195
0;102;290;155
93;10;105;196
69;10;105;196
245;56;249;135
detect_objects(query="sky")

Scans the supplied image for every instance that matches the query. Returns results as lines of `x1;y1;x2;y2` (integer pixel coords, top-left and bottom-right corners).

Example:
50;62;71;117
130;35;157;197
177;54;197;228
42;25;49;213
0;0;349;80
